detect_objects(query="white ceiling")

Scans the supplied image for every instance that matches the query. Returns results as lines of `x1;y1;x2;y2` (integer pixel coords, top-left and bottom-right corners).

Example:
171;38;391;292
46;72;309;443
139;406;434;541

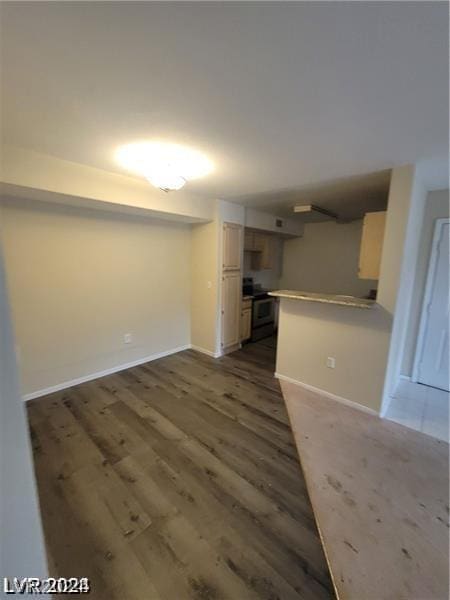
1;1;448;212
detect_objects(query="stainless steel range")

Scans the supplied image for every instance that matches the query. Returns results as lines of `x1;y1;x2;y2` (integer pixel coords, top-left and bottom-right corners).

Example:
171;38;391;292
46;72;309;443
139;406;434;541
242;277;276;341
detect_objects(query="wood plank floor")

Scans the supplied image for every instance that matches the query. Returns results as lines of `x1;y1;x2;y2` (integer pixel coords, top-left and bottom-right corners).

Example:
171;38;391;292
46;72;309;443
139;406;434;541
27;338;334;599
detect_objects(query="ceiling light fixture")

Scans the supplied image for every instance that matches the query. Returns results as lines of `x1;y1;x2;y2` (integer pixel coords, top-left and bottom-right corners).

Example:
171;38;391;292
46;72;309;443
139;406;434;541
116;141;214;192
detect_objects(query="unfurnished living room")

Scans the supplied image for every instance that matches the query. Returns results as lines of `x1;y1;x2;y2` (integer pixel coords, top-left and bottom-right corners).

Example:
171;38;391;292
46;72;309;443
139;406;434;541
0;2;449;599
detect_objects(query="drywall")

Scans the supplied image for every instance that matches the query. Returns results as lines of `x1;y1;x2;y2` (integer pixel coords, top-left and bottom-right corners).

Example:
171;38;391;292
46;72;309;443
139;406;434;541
402;189;450;376
191;219;220;356
0;198;191;396
280;220;378;297
276;299;392;412
1;145;215;222
0;229;48;590
275;165;418;412
245;207;303;237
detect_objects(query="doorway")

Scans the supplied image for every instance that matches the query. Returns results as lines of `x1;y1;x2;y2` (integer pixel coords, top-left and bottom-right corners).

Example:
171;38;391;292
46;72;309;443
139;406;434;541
412;218;449;392
386;217;449;442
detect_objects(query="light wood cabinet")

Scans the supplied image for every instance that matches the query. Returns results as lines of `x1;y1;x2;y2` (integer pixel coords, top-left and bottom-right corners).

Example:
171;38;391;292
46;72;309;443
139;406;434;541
240;298;252;342
221;271;241;349
223;223;242;270
244;230;255;252
244;229;274;270
259;235;274;270
358;211;387;280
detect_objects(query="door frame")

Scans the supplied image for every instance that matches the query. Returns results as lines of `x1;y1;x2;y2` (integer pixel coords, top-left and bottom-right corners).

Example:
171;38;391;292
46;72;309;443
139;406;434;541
411;217;449;383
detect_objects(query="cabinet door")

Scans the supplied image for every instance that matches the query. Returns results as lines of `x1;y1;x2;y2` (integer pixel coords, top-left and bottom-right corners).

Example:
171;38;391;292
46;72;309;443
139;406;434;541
240;308;252;342
261;235;274;270
222;271;241;349
253;232;265;252
250;234;274;270
223;223;242;270
358;211;386;280
244;230;254;251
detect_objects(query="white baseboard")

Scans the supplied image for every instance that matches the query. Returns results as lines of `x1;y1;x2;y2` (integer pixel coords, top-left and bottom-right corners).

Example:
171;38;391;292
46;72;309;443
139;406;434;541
275;372;378;416
23;344;191;402
190;345;222;359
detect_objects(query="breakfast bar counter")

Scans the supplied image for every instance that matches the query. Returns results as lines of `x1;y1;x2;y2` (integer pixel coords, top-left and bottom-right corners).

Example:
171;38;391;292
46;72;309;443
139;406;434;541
269;289;375;309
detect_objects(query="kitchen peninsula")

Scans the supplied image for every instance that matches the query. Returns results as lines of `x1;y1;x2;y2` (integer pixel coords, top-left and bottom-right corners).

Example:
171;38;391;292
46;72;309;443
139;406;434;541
269;290;375;309
271;287;391;414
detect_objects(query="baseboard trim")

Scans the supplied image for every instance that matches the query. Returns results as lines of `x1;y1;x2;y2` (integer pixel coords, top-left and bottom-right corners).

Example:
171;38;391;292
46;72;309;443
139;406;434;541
275;372;378;416
23;344;191;402
190;345;222;359
221;343;240;356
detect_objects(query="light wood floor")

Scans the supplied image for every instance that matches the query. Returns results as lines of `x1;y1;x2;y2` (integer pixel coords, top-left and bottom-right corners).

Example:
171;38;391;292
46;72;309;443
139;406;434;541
27;338;334;599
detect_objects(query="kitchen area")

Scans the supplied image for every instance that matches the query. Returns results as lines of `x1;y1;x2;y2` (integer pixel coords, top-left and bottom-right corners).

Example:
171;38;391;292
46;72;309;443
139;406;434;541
241;229;281;345
238;205;387;351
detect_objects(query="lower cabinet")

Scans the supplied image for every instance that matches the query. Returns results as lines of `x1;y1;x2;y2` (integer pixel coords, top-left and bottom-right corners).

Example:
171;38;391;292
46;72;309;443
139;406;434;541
240;301;252;342
221;271;241;350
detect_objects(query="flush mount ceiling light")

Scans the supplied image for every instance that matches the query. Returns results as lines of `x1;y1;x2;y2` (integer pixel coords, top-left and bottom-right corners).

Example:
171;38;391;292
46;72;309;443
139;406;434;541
116;141;214;192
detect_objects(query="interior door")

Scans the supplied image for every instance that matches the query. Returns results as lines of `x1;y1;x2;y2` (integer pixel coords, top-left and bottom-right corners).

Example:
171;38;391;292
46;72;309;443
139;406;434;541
414;219;449;391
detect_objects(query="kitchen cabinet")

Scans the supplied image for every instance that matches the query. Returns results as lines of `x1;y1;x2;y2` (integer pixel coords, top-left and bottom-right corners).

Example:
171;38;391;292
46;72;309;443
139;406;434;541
244;230;274;270
240;298;252;342
244;230;265;252
221;271;241;349
259;235;274;270
244;230;255;252
223;223;242;270
358;211;387;280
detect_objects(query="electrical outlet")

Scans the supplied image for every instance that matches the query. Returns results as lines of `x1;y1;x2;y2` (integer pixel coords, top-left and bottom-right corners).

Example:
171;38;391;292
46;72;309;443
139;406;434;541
326;357;336;369
207;281;212;289
124;333;132;344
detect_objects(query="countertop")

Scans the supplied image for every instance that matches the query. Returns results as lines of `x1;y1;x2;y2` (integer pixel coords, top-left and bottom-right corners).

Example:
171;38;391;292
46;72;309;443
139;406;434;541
268;290;375;309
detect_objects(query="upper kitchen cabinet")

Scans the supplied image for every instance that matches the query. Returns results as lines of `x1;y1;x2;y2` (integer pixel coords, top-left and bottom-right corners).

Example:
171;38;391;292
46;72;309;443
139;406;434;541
358;211;387;280
223;222;242;270
221;271;241;349
244;230;274;270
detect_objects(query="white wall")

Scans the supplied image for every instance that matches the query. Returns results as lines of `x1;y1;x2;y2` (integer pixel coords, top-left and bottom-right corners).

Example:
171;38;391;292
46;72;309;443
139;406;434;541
0;225;48;591
245;207;303;237
191;220;220;356
1;145;216;223
402;189;449;376
280;220;378;297
1;198;192;397
276;299;391;412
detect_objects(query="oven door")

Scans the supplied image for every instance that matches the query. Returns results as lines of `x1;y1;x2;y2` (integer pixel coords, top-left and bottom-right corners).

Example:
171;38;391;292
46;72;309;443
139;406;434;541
252;297;275;327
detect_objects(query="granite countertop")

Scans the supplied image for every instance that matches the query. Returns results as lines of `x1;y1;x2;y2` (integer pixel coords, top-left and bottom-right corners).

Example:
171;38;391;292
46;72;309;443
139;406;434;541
268;290;375;309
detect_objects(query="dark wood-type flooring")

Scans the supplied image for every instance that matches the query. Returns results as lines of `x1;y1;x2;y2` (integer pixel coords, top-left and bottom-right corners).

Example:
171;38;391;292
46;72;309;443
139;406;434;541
27;337;334;599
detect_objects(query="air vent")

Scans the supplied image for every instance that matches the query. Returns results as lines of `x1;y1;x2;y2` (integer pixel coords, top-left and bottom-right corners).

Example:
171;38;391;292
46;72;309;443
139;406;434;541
276;219;283;228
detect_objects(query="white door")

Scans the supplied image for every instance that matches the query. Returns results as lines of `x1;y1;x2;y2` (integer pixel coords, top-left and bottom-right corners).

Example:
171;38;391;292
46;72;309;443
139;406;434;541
414;219;449;391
